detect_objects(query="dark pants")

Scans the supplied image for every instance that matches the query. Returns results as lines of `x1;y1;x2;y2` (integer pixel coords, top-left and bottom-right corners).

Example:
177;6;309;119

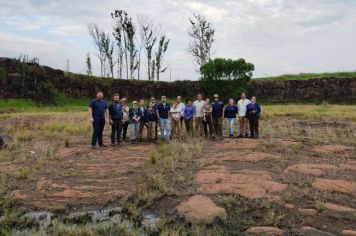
212;117;223;137
248;117;259;138
111;119;122;144
185;118;194;136
122;121;129;141
203;115;213;138
91;117;105;146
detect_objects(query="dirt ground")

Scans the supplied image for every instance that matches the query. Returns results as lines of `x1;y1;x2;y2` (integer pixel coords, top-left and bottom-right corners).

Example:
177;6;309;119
1;113;355;235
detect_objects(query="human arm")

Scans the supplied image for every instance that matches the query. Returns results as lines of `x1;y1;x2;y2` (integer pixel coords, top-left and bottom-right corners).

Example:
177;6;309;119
88;107;94;123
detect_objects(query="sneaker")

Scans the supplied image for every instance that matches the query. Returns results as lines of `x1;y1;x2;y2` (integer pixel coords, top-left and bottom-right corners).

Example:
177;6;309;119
244;133;249;138
238;134;243;138
99;144;107;148
91;145;97;149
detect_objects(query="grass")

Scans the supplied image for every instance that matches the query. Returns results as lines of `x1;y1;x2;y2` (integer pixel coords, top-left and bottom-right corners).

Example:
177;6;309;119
254;71;356;81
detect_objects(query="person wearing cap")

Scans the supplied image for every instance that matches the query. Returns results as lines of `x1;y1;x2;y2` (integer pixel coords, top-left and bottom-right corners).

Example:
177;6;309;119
211;94;224;138
88;91;109;148
129;101;140;143
237;92;251;138
193;93;205;137
176;96;185;128
149;96;159;140
138;99;148;142
156;96;171;140
121;98;130;141
108;93;123;146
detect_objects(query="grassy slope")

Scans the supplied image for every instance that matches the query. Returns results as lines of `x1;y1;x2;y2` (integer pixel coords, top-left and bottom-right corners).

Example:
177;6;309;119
253;72;356;81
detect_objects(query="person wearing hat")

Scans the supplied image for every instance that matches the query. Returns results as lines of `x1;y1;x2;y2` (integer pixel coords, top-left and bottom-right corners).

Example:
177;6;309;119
88;91;109;148
156;95;171;140
149;96;159;140
211;94;224;138
108;93;123;146
121;98;130;141
129;101;140;143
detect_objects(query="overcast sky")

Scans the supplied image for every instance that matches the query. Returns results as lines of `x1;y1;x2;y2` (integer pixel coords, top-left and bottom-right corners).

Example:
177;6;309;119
1;0;356;81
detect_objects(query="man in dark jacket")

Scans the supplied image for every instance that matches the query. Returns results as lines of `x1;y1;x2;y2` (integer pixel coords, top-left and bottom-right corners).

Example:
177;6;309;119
138;99;148;142
108;93;123;146
246;96;261;139
88;91;108;148
211;94;224;138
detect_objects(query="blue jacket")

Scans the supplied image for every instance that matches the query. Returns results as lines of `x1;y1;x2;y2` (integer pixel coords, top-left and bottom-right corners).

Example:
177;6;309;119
246;103;261;118
224;105;238;118
157;103;170;119
108;103;123;120
147;108;157;122
183;105;196;120
129;108;140;123
211;101;224;118
138;107;148;123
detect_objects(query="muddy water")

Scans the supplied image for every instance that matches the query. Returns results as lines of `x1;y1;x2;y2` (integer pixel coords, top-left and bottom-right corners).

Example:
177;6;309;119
3;207;160;235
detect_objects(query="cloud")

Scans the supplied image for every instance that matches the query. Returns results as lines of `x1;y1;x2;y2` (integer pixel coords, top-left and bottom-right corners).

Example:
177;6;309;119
0;0;355;80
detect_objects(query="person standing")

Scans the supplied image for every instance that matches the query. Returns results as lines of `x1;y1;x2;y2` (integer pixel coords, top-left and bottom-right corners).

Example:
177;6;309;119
147;101;157;142
138;99;148;142
223;99;238;138
211;94;224;138
183;99;195;136
149;96;159;140
108;93;123;146
176;96;185;128
121;98;130;142
88;91;109;148
193;93;205;137
129;101;140;144
203;98;213;138
170;102;182;138
156;96;171;141
237;92;251;138
246;96;261;139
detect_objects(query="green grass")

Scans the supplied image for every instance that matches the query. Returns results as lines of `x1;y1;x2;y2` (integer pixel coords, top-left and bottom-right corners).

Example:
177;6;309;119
254;71;356;81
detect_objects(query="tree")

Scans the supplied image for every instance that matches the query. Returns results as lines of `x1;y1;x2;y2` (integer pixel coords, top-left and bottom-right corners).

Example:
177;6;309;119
188;14;215;70
155;35;169;81
102;33;116;78
123;17;139;79
86;53;92;76
112;10;127;79
138;15;158;81
88;24;106;77
200;58;255;100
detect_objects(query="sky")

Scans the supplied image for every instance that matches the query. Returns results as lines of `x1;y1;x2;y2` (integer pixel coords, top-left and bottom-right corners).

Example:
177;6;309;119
1;0;356;81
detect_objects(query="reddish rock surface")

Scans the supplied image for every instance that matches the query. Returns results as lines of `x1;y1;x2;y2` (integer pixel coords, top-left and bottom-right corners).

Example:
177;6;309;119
312;178;356;194
10;190;29;201
339;161;356;171
246;226;283;235
341;230;356;236
213;138;261;149
312;145;354;154
176;195;225;222
285;163;337;176
196;166;287;198
322;202;356;212
300;226;334;236
212;151;279;163
298;208;318;216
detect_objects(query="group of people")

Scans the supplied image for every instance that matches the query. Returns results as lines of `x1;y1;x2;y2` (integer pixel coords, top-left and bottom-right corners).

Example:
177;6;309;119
88;91;261;148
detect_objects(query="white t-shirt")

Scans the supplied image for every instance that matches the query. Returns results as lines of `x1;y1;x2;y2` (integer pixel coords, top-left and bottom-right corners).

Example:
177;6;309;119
170;107;181;119
177;102;185;117
237;99;251;117
193;100;205;117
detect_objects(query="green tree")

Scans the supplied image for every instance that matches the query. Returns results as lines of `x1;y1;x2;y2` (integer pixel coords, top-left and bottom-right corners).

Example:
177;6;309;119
200;58;255;101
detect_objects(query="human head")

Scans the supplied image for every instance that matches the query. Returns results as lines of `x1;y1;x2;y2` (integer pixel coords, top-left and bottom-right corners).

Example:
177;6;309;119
121;98;127;106
186;98;192;106
241;92;246;99
197;93;202;101
173;102;177;108
161;96;167;103
213;94;219;101
139;99;145;107
113;93;120;103
251;96;256;104
96;91;104;100
132;101;138;108
148;101;153;108
205;98;210;104
229;98;234;105
176;96;182;103
150;96;156;104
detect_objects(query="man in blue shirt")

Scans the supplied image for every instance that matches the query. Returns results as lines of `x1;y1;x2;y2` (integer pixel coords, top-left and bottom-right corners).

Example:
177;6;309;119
88;91;109;148
108;93;123;146
211;94;224;138
156;96;171;140
246;96;261;139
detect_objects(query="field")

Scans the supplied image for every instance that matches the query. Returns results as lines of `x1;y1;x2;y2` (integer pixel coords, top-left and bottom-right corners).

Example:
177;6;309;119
254;71;356;81
0;103;355;235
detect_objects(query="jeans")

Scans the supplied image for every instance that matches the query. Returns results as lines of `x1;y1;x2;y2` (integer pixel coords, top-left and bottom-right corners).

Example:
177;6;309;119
160;118;171;140
227;118;236;136
91;117;105;146
111;119;122;144
130;122;139;141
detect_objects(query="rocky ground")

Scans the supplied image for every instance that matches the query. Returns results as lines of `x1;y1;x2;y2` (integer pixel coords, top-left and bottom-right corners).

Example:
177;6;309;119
0;113;355;235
